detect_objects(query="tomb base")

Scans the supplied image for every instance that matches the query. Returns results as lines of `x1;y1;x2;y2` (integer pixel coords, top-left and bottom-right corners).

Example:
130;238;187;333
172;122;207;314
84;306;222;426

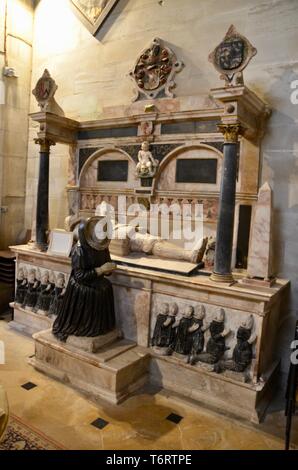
8;302;53;336
29;329;150;405
149;353;280;424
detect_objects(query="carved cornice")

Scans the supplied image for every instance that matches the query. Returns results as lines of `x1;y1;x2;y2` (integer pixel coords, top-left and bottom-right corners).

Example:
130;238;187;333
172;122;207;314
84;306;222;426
217;123;243;143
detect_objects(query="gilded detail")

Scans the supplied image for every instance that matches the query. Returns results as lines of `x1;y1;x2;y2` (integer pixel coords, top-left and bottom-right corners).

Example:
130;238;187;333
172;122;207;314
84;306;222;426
217;123;242;143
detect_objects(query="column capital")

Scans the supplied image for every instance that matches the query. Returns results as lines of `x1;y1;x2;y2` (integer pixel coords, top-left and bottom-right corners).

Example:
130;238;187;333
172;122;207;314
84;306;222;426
34;138;56;152
217;123;243;143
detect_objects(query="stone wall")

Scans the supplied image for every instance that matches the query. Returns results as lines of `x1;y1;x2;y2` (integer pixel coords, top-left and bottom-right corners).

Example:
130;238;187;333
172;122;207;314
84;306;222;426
23;0;298;376
0;0;34;248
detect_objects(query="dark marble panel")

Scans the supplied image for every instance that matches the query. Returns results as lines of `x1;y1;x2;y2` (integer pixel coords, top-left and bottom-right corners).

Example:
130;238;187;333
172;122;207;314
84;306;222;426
98;160;128;182
78;126;138;140
176;158;217;184
161;120;220;135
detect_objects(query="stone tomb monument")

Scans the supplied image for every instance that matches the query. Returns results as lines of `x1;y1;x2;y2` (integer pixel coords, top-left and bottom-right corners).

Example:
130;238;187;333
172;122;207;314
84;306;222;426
10;27;289;422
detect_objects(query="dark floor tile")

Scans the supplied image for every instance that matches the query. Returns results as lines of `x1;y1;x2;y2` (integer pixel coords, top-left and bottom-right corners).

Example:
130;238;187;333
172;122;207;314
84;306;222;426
166;413;183;424
91;418;109;430
21;382;37;391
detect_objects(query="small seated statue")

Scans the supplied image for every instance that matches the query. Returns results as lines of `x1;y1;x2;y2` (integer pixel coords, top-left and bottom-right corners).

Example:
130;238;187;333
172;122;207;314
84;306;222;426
151;302;178;354
220;315;257;373
15;267;28;306
192;308;230;365
33;270;55;315
22;269;40;311
174;305;194;356
136;141;159;178
187;305;209;364
48;273;66;318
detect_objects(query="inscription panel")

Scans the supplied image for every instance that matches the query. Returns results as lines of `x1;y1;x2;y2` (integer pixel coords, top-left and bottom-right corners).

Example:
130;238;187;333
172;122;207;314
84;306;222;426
176;158;217;184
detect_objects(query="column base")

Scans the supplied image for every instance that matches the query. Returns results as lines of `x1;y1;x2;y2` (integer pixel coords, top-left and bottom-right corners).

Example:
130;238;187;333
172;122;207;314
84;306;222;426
210;272;235;284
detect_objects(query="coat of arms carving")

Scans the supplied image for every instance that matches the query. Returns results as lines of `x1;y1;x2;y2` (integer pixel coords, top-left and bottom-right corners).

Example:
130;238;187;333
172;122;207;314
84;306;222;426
209;25;257;86
32;69;58;111
129;38;184;101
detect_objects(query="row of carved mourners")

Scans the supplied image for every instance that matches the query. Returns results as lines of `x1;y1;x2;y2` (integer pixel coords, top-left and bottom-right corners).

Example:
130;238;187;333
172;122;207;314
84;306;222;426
151;303;257;377
14;267;67;318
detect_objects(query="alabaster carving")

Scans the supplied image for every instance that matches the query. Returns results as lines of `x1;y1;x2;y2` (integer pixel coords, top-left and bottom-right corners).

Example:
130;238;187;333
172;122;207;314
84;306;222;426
15;267;28;306
48;273;66;318
217;315;257;374
173;305;194;356
191;309;230;365
33;270;55;316
129;37;183;101
22;269;40;311
187;305;209;364
111;225;208;265
136;142;159;178
209;25;257;86
151;302;178;355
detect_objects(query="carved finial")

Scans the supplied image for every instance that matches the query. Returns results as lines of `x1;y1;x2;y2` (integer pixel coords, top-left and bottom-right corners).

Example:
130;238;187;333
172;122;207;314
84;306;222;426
129;37;184;101
208;25;257;86
32;69;58;111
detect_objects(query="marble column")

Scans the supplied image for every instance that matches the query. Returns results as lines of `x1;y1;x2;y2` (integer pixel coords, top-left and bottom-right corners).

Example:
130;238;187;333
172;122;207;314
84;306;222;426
210;124;242;283
34;138;55;251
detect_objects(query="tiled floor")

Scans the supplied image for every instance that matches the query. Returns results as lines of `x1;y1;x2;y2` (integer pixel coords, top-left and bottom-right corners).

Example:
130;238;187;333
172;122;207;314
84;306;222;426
0;321;297;450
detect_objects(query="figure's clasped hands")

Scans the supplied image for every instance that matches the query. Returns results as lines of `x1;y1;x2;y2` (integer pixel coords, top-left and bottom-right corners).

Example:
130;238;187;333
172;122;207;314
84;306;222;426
96;262;117;276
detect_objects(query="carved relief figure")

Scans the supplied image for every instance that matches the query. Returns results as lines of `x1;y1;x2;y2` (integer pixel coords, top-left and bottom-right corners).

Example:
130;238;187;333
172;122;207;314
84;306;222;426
53;217;117;341
187;305;209;364
22;269;40;311
48;273;66;318
33;271;55;315
136;142;159;178
174;305;194;356
151;302;178;354
15;267;28;306
220;315;257;373
192;309;230;365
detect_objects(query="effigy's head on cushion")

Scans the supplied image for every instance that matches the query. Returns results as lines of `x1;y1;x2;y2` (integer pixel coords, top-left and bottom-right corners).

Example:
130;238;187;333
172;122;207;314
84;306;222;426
78;217;111;252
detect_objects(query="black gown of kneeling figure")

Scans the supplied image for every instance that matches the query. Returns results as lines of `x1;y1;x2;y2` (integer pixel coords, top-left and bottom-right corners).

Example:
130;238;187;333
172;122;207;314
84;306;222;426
52;225;115;342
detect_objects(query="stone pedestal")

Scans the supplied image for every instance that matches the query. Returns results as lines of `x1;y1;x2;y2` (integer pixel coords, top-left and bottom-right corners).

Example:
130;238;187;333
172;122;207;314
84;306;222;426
66;329;122;353
29;329;150;405
9;302;54;336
